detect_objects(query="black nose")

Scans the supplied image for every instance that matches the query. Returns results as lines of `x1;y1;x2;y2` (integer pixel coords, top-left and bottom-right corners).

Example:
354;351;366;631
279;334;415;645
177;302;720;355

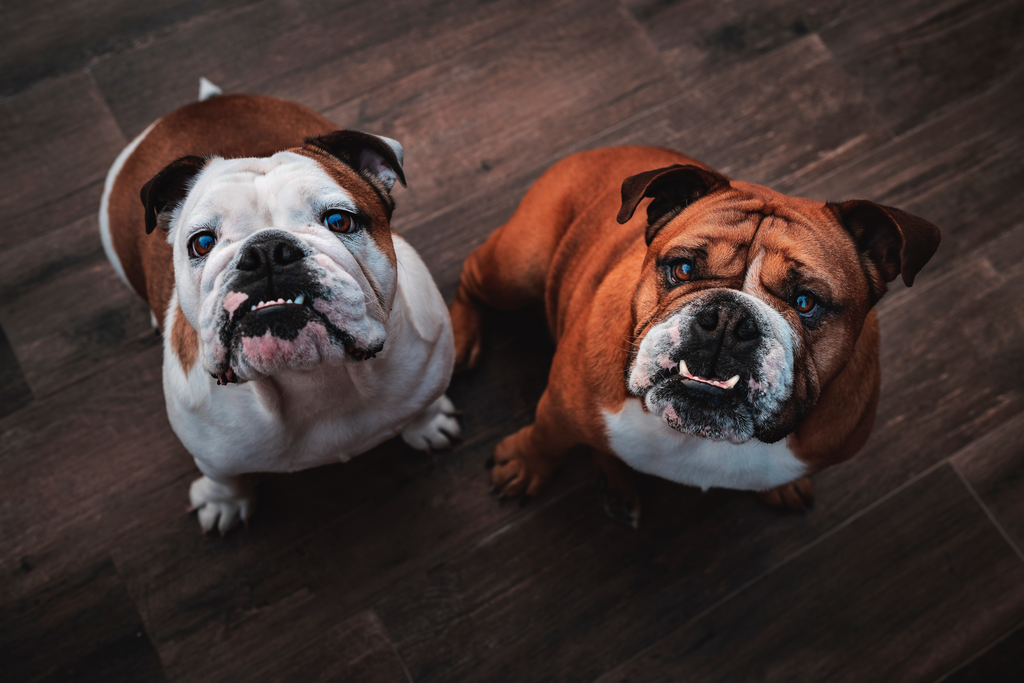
692;302;762;346
236;236;305;272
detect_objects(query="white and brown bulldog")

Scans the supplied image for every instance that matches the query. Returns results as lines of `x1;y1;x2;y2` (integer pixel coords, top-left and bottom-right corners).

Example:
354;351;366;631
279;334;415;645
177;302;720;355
99;83;458;533
450;146;940;524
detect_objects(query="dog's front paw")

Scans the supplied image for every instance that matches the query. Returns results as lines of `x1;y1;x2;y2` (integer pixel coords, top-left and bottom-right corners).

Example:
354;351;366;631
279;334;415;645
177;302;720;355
758;476;814;511
488;432;555;499
189;475;256;535
401;394;462;452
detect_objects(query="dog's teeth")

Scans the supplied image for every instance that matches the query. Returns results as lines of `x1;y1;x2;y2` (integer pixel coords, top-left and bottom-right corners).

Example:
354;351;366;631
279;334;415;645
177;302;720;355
277;298;285;304
679;360;690;378
294;294;305;305
258;301;265;307
286;299;293;304
724;375;740;389
250;305;255;311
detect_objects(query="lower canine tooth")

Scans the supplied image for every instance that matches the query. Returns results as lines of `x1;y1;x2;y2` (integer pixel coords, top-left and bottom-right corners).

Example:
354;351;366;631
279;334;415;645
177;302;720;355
679;360;690;378
295;294;305;305
724;375;740;389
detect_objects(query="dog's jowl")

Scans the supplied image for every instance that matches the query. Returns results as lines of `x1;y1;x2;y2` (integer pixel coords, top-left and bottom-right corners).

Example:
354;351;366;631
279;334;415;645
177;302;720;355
450;146;940;525
99;83;458;533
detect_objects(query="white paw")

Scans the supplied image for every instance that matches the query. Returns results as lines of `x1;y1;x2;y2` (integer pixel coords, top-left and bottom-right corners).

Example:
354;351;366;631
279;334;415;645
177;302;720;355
188;475;256;535
401;394;462;452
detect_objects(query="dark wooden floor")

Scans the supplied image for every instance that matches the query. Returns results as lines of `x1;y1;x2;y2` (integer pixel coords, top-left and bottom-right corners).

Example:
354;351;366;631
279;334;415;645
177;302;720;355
2;0;1023;680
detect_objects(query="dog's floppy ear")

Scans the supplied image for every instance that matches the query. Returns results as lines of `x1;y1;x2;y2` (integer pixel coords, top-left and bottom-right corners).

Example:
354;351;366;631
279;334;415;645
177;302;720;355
617;164;730;245
140;155;208;234
828;200;941;302
305;130;406;191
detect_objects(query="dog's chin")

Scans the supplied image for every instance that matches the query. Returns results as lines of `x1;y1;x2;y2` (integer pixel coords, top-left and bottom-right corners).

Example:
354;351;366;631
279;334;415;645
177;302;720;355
644;378;756;444
213;304;382;382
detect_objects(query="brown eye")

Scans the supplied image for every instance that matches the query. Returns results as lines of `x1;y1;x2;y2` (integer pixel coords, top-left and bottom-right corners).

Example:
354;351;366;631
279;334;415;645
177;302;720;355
189;231;217;257
324;210;356;234
794;293;817;316
670;261;694;282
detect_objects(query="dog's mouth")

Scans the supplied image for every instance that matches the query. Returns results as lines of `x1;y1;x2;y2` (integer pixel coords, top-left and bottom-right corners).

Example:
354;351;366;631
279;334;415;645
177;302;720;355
653;360;743;398
213;287;378;384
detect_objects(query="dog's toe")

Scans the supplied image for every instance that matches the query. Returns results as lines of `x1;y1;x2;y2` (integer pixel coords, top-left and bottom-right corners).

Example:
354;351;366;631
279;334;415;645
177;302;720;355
401;394;462;452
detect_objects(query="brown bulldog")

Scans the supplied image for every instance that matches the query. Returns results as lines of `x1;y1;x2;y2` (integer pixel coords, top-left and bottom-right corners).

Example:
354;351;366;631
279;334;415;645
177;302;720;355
450;146;940;524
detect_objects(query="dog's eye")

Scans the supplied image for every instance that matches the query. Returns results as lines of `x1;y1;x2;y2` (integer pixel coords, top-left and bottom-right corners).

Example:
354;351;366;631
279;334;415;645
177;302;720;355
669;260;694;283
794;293;817;316
189;232;217;258
323;210;357;234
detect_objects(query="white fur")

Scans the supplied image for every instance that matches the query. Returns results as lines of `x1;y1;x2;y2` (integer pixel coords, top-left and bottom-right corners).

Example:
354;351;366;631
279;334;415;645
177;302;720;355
164;236;456;531
198;77;223;101
603;399;807;491
99;121;158;286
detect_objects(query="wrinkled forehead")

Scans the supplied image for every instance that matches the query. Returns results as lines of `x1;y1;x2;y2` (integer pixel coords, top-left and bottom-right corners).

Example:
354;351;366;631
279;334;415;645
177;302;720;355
663;182;853;275
178;151;356;229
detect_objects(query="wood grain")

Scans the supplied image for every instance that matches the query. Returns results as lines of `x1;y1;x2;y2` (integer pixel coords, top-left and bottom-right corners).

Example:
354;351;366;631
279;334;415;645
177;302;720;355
0;72;125;248
0;560;166;683
595;465;1024;683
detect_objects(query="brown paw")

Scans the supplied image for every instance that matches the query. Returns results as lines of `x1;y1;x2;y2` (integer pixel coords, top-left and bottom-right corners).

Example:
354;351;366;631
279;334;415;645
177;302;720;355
758;477;814;511
488;438;553;499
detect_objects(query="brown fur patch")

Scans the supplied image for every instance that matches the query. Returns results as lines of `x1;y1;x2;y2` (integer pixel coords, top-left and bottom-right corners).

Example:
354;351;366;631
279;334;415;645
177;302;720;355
171;304;199;373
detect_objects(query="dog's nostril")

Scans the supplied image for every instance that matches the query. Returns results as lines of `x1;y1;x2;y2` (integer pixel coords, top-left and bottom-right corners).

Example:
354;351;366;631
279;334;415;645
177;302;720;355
236;245;262;271
735;314;760;341
697;307;719;331
273;241;303;266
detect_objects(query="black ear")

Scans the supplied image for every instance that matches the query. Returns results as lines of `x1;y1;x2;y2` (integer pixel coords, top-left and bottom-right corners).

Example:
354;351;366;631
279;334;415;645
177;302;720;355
828;200;941;301
140;155;208;234
617;164;730;245
305;130;406;191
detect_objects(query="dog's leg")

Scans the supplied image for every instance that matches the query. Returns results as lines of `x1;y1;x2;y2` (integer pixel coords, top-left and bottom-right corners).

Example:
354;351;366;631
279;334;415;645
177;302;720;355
401;394;462;451
488;389;576;499
189;472;257;535
758;477;814;511
592;449;641;528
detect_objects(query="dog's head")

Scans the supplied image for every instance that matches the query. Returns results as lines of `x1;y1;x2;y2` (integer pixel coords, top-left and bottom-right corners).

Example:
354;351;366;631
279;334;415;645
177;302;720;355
617;164;940;444
141;130;406;383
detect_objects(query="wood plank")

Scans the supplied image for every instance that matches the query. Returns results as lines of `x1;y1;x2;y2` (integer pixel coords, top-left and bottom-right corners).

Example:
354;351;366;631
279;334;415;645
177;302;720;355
0;323;32;420
89;0;579;138
953;411;1024;554
797;68;1024;272
943;621;1024;683
820;0;1024;134
0;213;160;398
319;0;679;232
622;0;880;86
0;559;166;683
595;465;1024;683
0;0;262;99
259;610;411;683
0;72;125;248
0;347;194;605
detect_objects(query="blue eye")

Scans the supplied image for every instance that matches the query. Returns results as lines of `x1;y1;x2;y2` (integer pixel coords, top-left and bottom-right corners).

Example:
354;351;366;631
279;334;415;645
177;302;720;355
190;232;217;257
324;210;356;234
794;293;817;317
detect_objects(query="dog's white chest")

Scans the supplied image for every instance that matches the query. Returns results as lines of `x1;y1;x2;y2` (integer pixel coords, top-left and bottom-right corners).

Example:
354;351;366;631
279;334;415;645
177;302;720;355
602;399;806;491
